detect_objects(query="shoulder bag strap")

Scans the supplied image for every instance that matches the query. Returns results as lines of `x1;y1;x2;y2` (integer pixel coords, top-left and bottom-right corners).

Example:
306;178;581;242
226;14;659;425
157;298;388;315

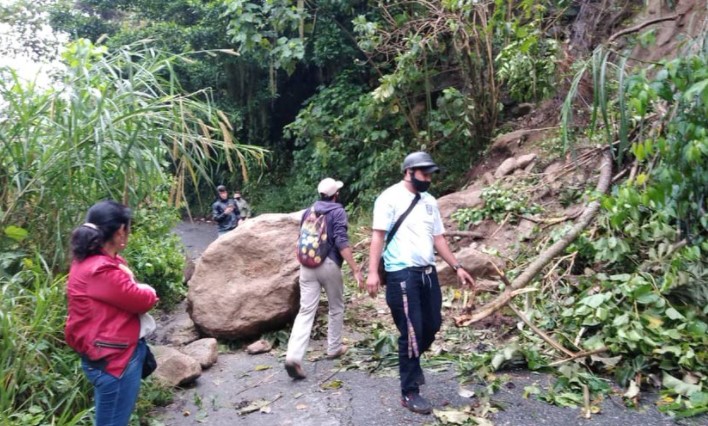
384;193;421;249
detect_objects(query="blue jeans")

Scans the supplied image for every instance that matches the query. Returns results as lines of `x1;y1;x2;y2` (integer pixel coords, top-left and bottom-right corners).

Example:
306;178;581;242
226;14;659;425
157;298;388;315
82;339;146;426
385;266;442;396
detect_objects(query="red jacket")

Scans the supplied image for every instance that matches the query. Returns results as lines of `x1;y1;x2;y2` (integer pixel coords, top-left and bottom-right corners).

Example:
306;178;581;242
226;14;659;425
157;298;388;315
65;252;158;377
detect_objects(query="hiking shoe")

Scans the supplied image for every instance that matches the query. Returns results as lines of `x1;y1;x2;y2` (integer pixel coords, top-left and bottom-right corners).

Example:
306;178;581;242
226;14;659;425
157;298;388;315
401;392;432;414
326;345;348;360
284;361;306;380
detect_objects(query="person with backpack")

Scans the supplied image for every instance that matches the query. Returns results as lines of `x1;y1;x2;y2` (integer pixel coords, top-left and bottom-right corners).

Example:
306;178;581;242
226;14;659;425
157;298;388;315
365;152;475;415
212;185;240;236
285;178;363;380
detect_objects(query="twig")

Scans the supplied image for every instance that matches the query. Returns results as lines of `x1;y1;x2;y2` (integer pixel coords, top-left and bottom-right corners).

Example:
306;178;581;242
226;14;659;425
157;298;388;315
548;347;608;366
233;372;276;397
611;168;629;184
574;327;587;348
489;212;511;239
507;303;576;358
608;14;681;43
582;383;592;419
444;231;486;239
318;366;344;387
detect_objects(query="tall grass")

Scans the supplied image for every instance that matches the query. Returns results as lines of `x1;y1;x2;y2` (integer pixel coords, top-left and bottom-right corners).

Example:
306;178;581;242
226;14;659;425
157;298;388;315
0;38;268;424
0;39;266;269
0;259;91;425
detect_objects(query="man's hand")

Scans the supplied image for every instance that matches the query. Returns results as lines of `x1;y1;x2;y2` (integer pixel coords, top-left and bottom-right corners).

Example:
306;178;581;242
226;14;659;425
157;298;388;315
456;268;475;288
365;274;380;298
353;270;364;290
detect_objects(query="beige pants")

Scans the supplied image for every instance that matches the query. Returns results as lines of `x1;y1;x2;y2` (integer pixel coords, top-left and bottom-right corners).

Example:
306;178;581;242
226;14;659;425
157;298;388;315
286;257;345;363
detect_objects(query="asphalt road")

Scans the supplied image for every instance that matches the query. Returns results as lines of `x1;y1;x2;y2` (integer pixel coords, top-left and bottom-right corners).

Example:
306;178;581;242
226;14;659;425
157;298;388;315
155;221;699;426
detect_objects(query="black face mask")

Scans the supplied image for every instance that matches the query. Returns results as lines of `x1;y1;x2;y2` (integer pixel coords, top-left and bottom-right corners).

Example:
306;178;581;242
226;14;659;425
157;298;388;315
411;173;431;193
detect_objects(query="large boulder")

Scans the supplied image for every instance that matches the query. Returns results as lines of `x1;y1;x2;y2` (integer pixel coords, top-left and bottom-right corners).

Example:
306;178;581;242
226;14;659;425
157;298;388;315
188;212;302;339
437;186;483;222
436;247;505;287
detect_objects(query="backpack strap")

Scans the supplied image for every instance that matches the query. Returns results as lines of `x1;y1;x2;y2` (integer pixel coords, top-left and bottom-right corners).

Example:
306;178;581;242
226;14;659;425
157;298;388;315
300;204;317;226
384;193;421;249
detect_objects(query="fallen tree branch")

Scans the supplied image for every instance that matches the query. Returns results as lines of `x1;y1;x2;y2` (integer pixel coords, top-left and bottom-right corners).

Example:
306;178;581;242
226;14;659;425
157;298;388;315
608;14;681;43
456;149;613;325
453;288;536;326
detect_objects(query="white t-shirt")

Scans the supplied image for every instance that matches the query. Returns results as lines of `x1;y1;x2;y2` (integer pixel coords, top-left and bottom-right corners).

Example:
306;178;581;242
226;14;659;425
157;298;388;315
372;181;444;272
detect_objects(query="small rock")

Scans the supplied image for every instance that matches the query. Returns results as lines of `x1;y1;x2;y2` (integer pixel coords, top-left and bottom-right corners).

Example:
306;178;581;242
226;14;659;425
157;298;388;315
181;338;218;369
246;339;273;355
152;345;202;387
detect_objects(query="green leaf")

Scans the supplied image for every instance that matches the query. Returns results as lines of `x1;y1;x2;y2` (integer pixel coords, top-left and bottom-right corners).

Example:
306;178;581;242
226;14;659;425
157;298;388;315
4;226;28;242
665;307;686;320
613;313;630;326
580;293;607;308
653;346;682;357
663;372;702;396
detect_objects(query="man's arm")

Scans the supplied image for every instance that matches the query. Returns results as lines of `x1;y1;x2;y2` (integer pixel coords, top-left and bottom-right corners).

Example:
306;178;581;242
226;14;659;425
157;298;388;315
433;234;475;287
366;229;386;297
212;202;227;222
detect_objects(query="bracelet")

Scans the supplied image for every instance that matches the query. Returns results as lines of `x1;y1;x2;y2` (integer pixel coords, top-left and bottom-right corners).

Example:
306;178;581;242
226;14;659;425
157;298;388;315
452;263;463;271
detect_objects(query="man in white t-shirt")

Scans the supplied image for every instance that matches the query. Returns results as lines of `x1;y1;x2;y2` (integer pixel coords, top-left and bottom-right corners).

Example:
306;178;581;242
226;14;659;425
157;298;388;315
366;151;475;415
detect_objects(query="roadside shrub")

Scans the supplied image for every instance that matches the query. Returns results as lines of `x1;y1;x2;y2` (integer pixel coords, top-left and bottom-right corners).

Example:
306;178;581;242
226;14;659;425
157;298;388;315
123;194;187;310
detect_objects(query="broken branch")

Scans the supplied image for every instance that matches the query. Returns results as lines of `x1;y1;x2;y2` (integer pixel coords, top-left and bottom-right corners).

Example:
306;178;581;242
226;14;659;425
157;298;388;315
444;231;486;239
456;149;613;325
608;14;681;43
548;347;609;366
507;303;576;358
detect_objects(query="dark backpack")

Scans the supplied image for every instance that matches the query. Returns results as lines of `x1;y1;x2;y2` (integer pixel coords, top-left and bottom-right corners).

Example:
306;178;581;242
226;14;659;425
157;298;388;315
296;205;332;268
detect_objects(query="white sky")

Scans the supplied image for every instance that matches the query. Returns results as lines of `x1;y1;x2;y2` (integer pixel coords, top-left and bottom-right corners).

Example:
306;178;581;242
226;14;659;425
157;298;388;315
0;0;66;85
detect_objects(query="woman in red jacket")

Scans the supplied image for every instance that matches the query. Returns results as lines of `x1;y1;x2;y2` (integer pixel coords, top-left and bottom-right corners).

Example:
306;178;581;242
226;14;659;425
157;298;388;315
65;200;159;426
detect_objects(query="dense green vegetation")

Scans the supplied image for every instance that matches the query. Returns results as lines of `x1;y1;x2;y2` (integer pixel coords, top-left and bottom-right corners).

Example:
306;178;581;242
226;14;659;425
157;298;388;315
42;0;572;212
1;0;705;423
0;36;263;423
450;48;708;417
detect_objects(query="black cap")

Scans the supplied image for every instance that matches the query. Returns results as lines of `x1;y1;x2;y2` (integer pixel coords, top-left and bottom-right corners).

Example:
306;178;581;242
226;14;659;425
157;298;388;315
216;185;227;192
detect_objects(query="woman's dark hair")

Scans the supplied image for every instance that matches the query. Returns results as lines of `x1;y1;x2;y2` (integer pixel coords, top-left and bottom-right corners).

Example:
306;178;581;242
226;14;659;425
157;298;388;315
70;200;132;261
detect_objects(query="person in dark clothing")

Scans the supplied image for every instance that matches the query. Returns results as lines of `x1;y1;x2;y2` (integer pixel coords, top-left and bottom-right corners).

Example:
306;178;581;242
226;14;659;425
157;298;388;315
212;185;240;236
284;178;363;380
366;152;475;415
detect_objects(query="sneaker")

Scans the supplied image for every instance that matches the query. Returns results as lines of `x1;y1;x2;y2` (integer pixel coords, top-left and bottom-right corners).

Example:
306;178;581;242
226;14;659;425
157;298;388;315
326;344;348;360
401;392;432;414
284;361;306;380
